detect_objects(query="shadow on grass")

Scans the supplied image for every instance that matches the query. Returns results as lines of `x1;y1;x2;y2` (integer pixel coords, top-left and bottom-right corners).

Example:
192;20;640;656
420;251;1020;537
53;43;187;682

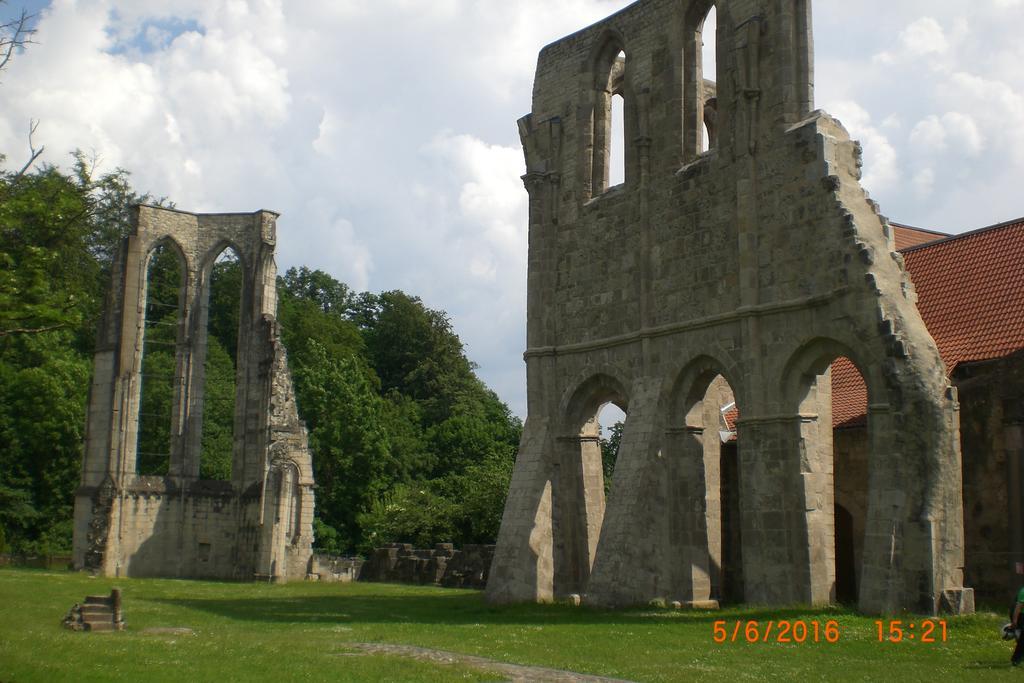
149;587;847;627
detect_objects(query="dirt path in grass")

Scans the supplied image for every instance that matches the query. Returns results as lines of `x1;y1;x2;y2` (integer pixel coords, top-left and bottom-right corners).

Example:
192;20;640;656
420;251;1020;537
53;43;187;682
344;642;636;682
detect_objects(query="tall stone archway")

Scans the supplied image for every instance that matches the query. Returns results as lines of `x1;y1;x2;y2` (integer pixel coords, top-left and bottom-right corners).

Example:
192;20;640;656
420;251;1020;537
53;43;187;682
73;206;314;582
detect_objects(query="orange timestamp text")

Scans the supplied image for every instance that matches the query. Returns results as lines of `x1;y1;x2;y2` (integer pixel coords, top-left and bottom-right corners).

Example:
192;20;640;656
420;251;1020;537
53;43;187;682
874;619;948;643
712;620;842;644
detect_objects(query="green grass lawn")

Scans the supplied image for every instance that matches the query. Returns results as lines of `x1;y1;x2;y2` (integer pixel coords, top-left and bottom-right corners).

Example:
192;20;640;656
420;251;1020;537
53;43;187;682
0;567;1018;682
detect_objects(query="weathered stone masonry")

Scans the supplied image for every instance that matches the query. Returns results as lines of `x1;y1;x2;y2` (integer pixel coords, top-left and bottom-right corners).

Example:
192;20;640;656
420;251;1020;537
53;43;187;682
487;0;972;614
72;206;314;581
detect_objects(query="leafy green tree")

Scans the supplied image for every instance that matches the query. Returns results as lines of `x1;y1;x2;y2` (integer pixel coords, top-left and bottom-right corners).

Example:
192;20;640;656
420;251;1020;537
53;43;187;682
278;272;366;370
361;290;475;423
135;241;182;476
357;483;457;552
0;154;158;551
426;400;516;476
199;337;235;480
278;267;524;552
206;253;242;361
292;341;393;551
442;451;515;544
196;254;243;480
600;421;623;495
1;165;98;340
0;154;160;344
0;334;90;552
282;266;357;317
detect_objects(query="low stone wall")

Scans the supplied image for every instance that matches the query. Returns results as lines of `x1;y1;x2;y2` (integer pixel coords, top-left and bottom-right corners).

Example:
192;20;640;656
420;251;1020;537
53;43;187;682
309;554;364;582
358;543;495;589
0;554;73;570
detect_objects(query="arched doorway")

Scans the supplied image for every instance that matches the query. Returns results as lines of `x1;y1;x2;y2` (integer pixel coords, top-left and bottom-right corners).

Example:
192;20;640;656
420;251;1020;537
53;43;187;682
557;374;629;596
786;342;872;606
668;359;742;604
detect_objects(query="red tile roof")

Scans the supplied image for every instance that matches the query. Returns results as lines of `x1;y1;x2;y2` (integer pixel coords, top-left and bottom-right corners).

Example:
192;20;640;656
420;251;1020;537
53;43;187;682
901;218;1024;367
892;223;949;251
832;217;1024;428
831;356;868;429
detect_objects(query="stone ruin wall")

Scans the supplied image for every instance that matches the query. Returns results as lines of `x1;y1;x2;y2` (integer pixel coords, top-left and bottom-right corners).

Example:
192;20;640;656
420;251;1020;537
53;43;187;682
358;543;496;589
488;0;971;615
308;544;495;588
72;206;314;581
958;352;1024;599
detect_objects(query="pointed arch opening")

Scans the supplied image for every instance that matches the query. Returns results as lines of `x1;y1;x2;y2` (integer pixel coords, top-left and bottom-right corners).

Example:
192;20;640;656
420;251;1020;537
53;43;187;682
558;373;629;596
598;402;625;497
700;5;718;152
825;356;869;605
684;1;720;160
785;342;873;606
591;40;628;197
669;362;741;604
199;246;244;481
136;239;185;476
609;73;626;188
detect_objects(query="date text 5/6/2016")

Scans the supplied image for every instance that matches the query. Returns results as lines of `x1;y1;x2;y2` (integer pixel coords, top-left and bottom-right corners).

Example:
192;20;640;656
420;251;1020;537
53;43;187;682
712;620;841;644
712;619;950;644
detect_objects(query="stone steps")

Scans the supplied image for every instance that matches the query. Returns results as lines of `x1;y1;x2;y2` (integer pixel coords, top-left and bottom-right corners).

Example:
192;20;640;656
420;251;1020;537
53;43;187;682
63;589;124;632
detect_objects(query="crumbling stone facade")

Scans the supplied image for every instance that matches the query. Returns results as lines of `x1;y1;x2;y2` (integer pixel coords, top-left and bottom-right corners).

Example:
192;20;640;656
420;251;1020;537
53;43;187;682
72;206;314;581
487;0;971;614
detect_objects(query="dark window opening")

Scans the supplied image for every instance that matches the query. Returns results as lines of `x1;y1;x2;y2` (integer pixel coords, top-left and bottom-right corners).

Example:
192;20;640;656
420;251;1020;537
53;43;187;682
199;247;243;481
136;240;184;476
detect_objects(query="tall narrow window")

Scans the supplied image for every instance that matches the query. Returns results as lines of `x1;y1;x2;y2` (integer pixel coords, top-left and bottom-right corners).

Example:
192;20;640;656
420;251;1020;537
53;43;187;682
592;45;626;195
136;240;184;475
598;403;625;496
200;247;243;480
608;53;626;187
701;5;718;152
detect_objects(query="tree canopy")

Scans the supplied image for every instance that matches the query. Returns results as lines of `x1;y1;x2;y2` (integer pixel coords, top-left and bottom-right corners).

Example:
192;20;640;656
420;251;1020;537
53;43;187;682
0;155;158;553
278;271;521;554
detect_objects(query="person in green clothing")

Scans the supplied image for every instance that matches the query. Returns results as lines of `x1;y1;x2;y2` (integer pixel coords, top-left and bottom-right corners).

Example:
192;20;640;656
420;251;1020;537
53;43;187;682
1013;585;1024;666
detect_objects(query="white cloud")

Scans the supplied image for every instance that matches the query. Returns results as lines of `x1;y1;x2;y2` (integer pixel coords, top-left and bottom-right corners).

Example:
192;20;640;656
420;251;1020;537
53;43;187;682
912;167;935;198
899;17;949;56
830;100;899;193
816;2;1024;232
909;116;947;151
910;112;983;156
292;209;374;292
312;110;343;156
431;133;526;256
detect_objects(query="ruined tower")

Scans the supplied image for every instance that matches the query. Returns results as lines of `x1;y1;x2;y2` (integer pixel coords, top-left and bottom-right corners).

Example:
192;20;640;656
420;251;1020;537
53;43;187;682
73;206;314;581
487;0;972;614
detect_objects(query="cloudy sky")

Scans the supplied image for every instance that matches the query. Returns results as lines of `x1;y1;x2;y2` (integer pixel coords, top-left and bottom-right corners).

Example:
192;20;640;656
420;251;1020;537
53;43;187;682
2;0;1023;417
